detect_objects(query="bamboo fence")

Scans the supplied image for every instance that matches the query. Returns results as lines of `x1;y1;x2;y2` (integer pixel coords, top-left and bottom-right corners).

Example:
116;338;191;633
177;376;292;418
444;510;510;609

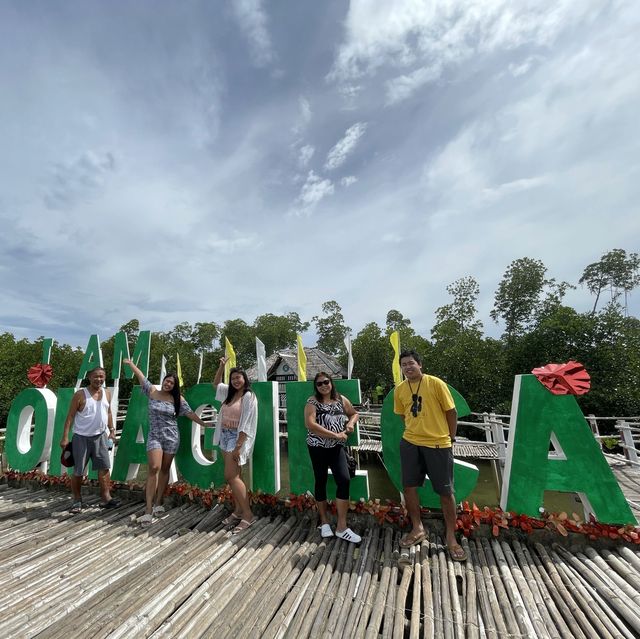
0;486;639;638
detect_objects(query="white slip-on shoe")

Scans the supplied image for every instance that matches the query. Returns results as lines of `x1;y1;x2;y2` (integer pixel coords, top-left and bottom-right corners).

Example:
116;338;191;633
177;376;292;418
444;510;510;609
336;528;361;543
318;523;334;538
152;505;165;516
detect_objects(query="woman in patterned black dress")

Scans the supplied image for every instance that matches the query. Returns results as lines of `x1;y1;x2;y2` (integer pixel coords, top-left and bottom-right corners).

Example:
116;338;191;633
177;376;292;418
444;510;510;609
304;371;361;543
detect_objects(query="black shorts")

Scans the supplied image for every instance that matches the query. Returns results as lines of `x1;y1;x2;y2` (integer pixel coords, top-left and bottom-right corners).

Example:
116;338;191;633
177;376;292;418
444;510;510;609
399;438;454;495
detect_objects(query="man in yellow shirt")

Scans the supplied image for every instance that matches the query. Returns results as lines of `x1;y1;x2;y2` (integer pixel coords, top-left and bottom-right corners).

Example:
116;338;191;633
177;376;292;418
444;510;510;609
394;349;466;561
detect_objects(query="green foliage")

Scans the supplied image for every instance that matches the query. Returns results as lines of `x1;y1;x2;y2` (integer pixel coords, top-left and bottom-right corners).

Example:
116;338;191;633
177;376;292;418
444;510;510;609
313;301;350;356
254;312;309;356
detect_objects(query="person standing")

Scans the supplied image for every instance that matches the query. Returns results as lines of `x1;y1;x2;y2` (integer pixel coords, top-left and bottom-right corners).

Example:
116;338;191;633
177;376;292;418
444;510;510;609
213;357;258;533
124;358;207;525
394;350;466;561
59;367;120;513
304;372;361;543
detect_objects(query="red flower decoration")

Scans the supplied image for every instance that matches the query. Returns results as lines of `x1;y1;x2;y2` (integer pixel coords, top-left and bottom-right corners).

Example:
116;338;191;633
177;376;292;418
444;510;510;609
531;360;590;395
27;364;53;388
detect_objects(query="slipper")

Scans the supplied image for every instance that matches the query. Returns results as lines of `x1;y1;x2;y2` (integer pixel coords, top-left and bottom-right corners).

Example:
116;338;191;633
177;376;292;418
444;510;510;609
223;512;242;525
399;530;427;547
336;528;361;543
232;518;255;534
70;501;83;514
318;523;334;538
138;513;153;526
152;505;166;517
99;499;121;509
447;543;468;562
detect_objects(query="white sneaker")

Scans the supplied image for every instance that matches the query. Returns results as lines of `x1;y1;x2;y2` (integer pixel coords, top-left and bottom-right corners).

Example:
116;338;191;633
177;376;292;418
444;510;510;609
138;513;153;526
336;528;361;543
318;523;334;538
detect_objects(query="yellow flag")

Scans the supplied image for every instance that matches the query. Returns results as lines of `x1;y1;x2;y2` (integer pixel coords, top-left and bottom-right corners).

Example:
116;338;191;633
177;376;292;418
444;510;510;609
176;353;184;389
390;331;403;386
224;337;237;384
297;334;307;382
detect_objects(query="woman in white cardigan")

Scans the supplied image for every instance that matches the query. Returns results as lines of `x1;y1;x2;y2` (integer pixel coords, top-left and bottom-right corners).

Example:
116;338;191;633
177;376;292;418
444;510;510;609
213;356;258;533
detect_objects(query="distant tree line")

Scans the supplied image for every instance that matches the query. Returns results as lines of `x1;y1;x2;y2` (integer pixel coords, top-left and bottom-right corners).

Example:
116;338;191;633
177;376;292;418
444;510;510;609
1;250;638;430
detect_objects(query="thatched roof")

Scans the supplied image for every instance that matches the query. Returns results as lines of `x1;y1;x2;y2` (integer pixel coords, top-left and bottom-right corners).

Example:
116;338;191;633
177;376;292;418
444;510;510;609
246;347;346;381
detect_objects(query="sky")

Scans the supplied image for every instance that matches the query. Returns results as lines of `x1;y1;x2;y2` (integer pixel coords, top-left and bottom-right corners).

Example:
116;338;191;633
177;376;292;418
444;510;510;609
1;0;639;348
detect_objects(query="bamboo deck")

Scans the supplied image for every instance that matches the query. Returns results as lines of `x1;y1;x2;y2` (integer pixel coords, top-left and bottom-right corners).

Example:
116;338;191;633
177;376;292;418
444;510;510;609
1;485;640;638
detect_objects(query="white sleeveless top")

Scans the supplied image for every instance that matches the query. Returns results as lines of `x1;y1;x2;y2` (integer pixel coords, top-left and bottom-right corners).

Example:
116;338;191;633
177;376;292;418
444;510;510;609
74;387;109;436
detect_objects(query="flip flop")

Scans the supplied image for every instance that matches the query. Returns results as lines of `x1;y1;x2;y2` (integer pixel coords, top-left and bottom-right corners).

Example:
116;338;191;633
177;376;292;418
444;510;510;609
70;501;83;514
223;512;242;525
99;499;121;509
399;530;427;547
232;518;256;534
447;543;468;562
138;513;153;527
152;505;165;516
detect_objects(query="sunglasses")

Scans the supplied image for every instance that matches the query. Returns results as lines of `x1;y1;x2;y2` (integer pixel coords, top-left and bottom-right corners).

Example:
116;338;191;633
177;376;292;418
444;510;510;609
411;394;422;417
316;379;331;387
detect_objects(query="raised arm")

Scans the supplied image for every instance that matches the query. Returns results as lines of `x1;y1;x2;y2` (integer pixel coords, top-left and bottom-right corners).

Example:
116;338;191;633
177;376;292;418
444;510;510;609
304;403;348;442
123;358;146;386
213;356;228;387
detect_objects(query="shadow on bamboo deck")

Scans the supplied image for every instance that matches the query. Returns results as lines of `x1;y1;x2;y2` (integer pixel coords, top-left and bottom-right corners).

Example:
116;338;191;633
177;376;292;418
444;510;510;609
1;485;640;638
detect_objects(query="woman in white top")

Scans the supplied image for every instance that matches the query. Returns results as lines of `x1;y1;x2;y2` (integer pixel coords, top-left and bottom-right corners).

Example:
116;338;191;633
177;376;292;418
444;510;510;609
213;356;258;533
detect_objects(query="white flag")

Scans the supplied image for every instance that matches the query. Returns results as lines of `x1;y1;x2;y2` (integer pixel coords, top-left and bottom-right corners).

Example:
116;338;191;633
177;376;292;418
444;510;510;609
159;355;167;384
344;335;354;379
256;337;267;382
196;350;204;384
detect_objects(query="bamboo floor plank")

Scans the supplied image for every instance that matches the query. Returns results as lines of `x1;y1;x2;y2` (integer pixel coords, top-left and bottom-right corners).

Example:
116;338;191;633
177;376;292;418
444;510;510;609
0;486;638;638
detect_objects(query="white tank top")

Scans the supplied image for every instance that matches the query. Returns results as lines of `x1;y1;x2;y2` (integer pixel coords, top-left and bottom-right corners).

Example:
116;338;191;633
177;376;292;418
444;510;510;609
74;387;109;436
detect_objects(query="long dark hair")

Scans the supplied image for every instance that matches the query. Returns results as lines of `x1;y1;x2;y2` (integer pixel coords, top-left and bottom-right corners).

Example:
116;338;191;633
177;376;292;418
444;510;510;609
224;367;253;404
163;373;181;416
313;372;339;402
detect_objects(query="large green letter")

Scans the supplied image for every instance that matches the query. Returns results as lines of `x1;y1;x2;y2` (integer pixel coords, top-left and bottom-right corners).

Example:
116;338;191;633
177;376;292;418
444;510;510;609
48;388;75;477
286;379;369;500
112;330;151;380
76;334;103;384
380;386;479;507
111;387;149;481
501;375;635;523
6;388;57;472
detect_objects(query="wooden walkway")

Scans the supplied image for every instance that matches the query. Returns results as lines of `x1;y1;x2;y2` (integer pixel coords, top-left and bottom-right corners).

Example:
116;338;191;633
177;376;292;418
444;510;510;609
608;457;640;524
1;486;640;638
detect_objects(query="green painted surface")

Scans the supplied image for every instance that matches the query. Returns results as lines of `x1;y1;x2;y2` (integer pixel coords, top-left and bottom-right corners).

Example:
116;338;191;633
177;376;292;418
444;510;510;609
112;330;151;379
6;388;56;472
111;387;149;482
76;334;103;381
380;387;479;507
250;382;280;494
40;338;53;365
286;379;369;500
502;375;635;524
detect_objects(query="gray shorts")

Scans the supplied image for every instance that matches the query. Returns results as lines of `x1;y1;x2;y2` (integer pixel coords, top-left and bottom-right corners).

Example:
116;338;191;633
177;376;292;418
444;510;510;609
72;433;111;476
400;438;454;495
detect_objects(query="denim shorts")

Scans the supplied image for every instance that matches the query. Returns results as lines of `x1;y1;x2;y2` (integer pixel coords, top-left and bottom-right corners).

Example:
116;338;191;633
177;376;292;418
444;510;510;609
219;427;239;452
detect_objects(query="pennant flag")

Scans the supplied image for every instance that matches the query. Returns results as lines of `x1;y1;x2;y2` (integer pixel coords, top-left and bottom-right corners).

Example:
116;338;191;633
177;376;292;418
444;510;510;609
256;337;267;382
159;355;167;384
224;337;237;384
344;335;354;379
196;350;204;384
176;353;184;389
297;334;307;382
390;331;403;386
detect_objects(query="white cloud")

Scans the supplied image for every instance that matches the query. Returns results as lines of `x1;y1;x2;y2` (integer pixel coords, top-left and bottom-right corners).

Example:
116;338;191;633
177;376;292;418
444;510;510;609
341;175;357;187
204;233;261;254
291;170;335;216
330;0;605;102
324;122;367;171
231;0;275;67
298;144;315;167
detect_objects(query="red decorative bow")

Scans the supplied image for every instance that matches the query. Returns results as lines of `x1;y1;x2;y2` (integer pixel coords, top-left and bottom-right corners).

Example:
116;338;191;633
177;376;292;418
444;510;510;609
27;364;53;388
531;361;590;396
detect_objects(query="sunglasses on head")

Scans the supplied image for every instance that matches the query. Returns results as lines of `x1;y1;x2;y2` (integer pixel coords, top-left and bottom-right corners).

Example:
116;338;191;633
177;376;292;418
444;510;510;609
316;379;331;387
411;394;422;417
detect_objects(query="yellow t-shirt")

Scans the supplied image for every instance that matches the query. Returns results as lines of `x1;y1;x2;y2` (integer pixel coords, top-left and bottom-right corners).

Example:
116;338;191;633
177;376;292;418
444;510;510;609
393;374;455;447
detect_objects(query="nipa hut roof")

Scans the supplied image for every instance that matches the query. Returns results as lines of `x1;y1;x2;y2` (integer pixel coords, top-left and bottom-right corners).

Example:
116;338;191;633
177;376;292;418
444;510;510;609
245;346;346;381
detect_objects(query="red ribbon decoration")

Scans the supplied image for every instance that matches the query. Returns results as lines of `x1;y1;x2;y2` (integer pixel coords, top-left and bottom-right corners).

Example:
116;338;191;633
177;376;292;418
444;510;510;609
531;361;591;396
27;364;53;388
